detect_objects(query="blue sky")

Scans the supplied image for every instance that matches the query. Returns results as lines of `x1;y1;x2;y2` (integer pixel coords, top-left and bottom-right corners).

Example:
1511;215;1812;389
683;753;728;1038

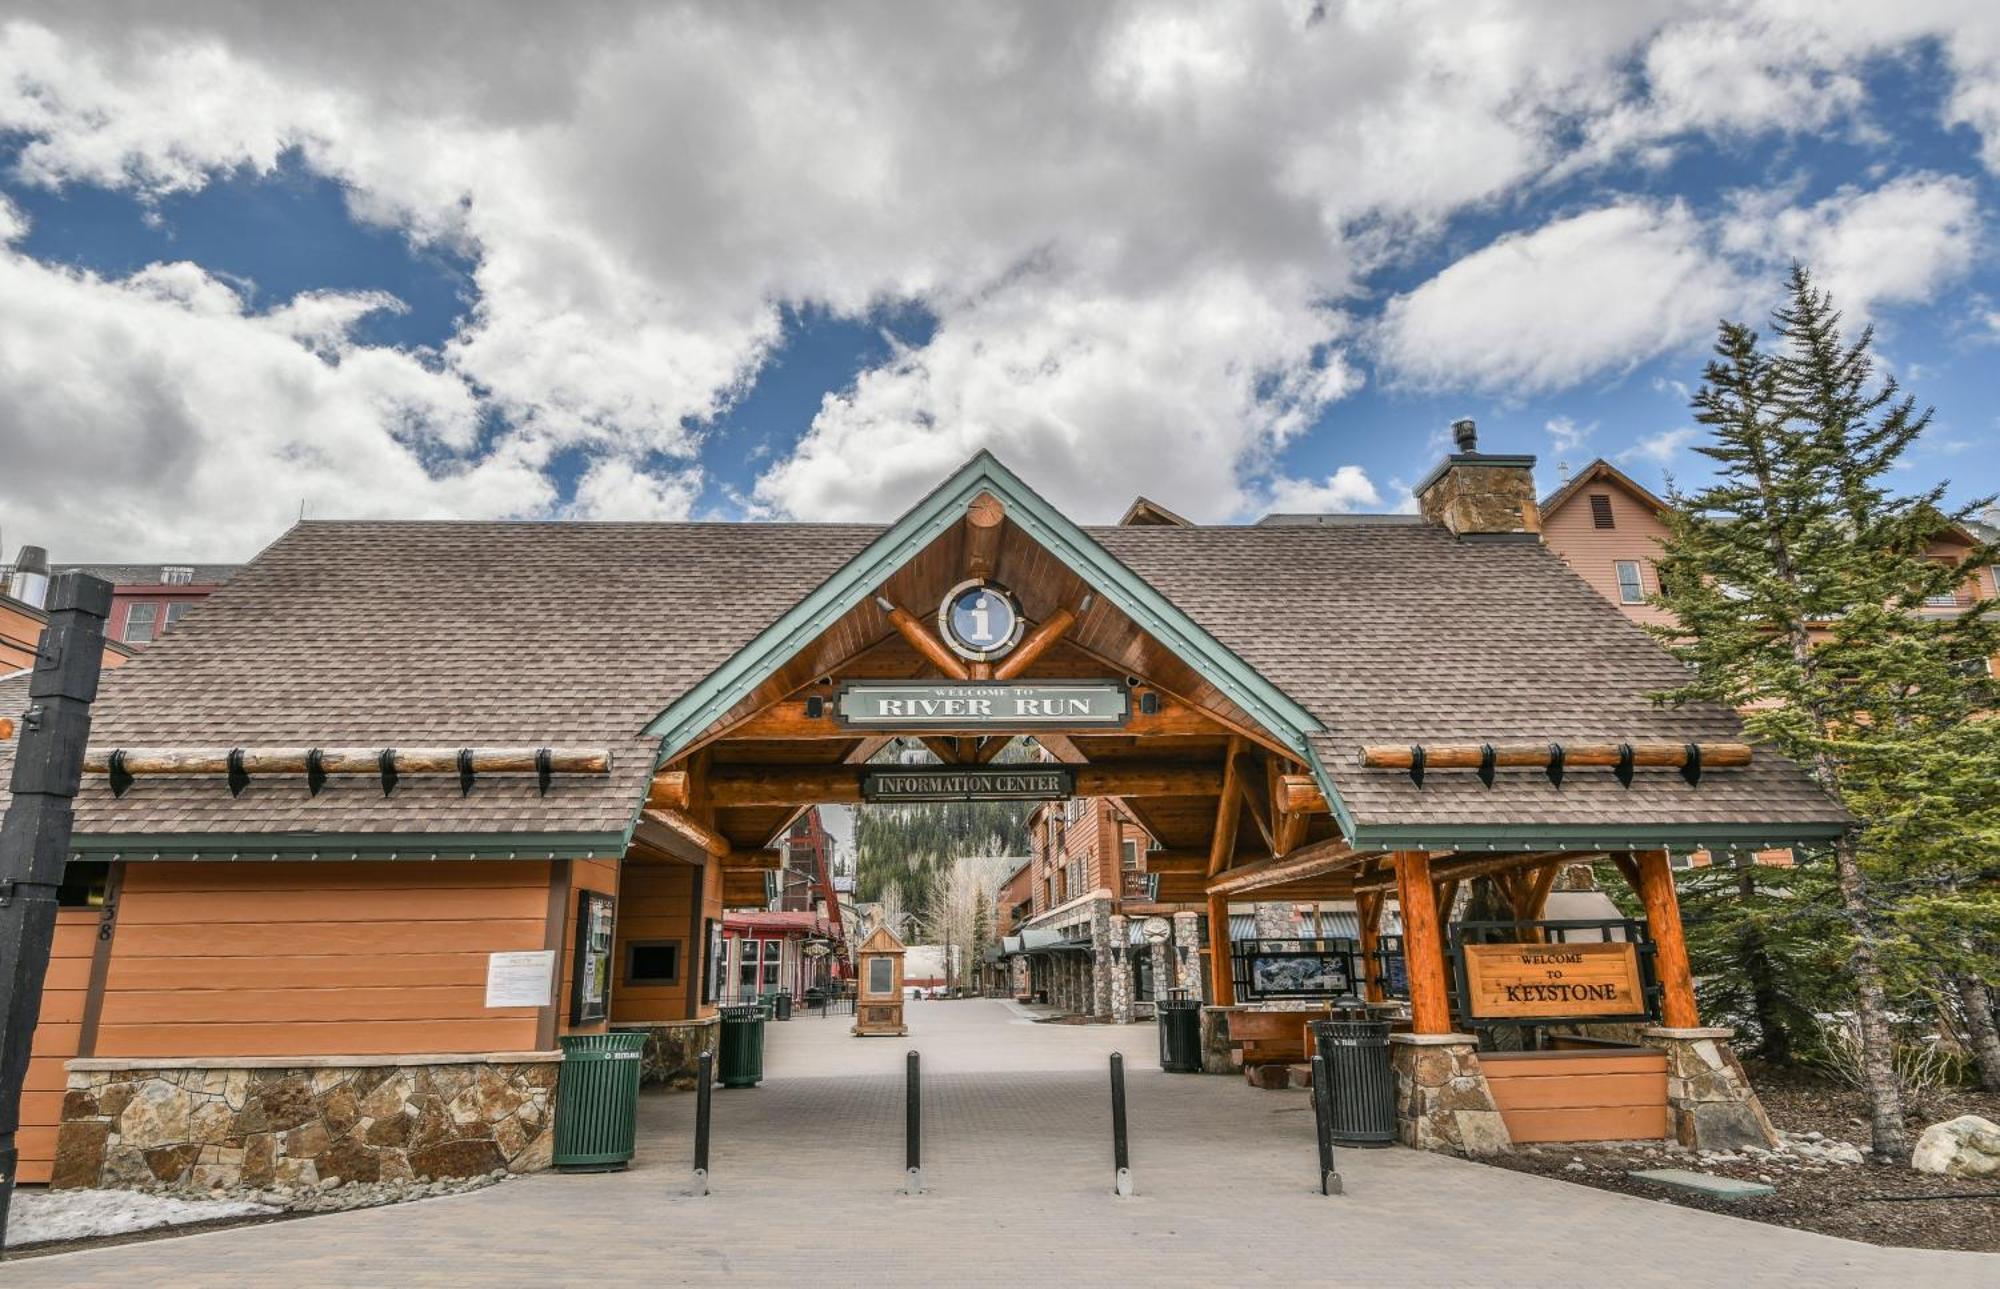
1;6;1996;559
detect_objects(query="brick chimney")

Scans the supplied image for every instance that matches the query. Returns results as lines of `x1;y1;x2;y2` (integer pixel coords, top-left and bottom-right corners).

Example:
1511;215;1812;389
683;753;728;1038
1412;419;1542;541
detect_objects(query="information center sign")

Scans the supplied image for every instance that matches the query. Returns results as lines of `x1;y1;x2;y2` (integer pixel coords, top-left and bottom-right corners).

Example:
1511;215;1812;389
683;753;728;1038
862;766;1074;803
835;681;1128;729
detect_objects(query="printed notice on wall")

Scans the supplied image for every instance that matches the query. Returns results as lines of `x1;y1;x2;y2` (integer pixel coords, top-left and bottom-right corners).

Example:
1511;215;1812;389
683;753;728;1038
485;950;556;1008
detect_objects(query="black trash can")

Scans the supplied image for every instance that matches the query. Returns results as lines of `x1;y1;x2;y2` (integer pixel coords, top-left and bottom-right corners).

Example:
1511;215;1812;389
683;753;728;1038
774;991;793;1021
1310;1018;1396;1146
552;1031;647;1170
1156;994;1202;1073
718;1004;765;1088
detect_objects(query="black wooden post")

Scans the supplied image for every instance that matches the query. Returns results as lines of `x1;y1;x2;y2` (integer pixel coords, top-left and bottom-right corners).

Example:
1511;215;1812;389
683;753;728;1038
1310;1052;1344;1196
0;573;110;1250
691;1049;713;1196
903;1050;922;1194
1109;1051;1132;1197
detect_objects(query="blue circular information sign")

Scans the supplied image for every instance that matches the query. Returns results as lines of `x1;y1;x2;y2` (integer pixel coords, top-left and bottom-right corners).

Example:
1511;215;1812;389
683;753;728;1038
938;579;1024;661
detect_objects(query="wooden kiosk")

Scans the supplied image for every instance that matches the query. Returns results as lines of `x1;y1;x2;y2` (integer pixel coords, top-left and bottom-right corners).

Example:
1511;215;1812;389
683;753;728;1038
853;926;908;1037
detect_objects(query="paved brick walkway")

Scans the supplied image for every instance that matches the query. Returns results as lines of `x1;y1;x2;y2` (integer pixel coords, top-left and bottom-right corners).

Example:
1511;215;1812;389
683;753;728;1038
13;1000;1995;1286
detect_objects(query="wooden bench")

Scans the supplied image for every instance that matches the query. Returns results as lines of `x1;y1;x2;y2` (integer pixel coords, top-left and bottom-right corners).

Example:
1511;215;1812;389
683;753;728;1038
1224;1007;1331;1068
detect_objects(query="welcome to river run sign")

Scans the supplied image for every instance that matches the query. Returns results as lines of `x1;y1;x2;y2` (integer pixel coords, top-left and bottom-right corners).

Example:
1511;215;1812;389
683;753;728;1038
834;680;1129;728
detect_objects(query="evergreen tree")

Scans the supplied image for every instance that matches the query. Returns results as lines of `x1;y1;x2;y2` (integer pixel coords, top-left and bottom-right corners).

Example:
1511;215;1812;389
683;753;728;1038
1652;266;2000;1157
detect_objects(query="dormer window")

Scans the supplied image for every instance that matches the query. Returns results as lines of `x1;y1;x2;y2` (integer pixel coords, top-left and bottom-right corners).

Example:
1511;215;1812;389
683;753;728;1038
161;566;195;585
1589;495;1615;529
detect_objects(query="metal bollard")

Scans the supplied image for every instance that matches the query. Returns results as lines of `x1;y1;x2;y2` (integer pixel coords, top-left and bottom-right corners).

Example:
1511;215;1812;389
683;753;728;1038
692;1049;714;1196
1310;1052;1344;1196
904;1050;924;1194
1110;1052;1133;1197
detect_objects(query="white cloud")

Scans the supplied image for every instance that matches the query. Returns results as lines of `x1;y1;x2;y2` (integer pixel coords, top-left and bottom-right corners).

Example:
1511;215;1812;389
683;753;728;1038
1619;427;1699;466
1263;465;1385;515
1375;200;1744;395
0;3;1996;551
0;244;699;559
1545;416;1595;456
1722;173;1983;320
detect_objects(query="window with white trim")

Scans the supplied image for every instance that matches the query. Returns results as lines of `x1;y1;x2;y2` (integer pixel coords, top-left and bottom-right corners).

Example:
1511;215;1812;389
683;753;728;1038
124;601;158;643
1614;560;1645;604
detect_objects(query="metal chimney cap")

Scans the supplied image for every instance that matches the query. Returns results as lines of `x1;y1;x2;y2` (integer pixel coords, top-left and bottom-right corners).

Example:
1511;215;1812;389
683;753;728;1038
1451;418;1478;453
12;544;48;574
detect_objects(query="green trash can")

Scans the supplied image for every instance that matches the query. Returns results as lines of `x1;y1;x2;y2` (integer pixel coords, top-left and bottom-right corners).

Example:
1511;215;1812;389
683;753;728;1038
774;991;793;1021
718;1004;765;1088
552;1031;647;1170
1156;993;1202;1073
757;992;776;1020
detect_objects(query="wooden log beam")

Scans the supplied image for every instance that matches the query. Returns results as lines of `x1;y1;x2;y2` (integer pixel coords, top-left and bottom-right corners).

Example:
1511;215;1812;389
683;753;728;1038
1360;742;1752;771
1275;774;1328;814
1206;737;1245;879
702;761;1223;807
918;736;962;764
993;606;1078;682
1634;849;1700;1028
877;598;971;681
1356;891;1384;1003
1393;851;1452;1035
84;746;612;776
1352;850;1581;893
640;807;732;859
963;492;1005;578
646;769;691;812
1207;891;1235;1008
721;870;770;907
1135;849;1209;875
1234;750;1276;854
718;849;783;871
1206;835;1359;897
969;737;1012;764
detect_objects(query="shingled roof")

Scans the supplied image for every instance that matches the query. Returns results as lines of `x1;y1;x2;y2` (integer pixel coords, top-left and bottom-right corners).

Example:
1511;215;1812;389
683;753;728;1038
20;458;1847;858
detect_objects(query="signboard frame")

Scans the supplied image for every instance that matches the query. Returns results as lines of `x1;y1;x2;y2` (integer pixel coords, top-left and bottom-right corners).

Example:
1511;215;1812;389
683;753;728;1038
860;765;1074;803
834;679;1130;730
1449;919;1659;1026
1230;937;1359;1001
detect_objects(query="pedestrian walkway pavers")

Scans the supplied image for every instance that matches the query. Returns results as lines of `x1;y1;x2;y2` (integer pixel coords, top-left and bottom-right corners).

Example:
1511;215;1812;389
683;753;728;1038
11;1000;1994;1287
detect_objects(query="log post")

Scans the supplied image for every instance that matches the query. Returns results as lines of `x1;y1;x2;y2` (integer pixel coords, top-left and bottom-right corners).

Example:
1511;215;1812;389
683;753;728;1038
1393;851;1452;1035
1356;891;1383;1003
1633;849;1699;1029
1206;891;1234;1008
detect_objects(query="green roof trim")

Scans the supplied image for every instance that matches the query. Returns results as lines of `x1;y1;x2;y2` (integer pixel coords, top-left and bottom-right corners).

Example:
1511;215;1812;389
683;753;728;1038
1346;820;1849;853
641;450;1326;763
69;831;627;861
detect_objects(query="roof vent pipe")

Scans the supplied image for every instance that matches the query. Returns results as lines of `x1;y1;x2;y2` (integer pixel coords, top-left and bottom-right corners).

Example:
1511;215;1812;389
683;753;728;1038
1451;417;1478;453
8;544;49;609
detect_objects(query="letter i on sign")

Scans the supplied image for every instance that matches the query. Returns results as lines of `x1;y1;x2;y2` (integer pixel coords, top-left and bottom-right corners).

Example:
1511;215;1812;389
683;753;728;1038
970;594;989;640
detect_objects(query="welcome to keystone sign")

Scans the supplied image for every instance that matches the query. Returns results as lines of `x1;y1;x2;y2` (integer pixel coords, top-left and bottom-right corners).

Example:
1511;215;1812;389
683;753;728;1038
835;681;1128;729
1460;941;1649;1021
862;766;1074;803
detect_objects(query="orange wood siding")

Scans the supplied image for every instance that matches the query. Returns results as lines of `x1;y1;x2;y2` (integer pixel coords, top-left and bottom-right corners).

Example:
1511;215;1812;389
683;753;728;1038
610;862;703;1025
1482;1049;1669;1144
93;861;557;1061
1541;480;1676;628
557;858;619;1038
18;911;99;1183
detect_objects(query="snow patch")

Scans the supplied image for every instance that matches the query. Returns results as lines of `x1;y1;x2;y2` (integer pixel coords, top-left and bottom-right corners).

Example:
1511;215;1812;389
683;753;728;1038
6;1189;278;1248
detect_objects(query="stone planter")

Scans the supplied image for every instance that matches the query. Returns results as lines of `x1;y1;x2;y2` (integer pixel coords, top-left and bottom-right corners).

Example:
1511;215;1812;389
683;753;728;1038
54;1052;560;1192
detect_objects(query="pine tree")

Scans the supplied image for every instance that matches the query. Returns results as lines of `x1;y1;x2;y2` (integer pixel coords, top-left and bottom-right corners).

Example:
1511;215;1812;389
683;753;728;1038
1652;266;2000;1157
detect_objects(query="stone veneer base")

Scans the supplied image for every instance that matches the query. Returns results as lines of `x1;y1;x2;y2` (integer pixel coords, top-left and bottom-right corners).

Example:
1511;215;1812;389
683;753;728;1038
55;1054;560;1192
1640;1026;1780;1152
616;1018;721;1090
1388;1033;1511;1157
